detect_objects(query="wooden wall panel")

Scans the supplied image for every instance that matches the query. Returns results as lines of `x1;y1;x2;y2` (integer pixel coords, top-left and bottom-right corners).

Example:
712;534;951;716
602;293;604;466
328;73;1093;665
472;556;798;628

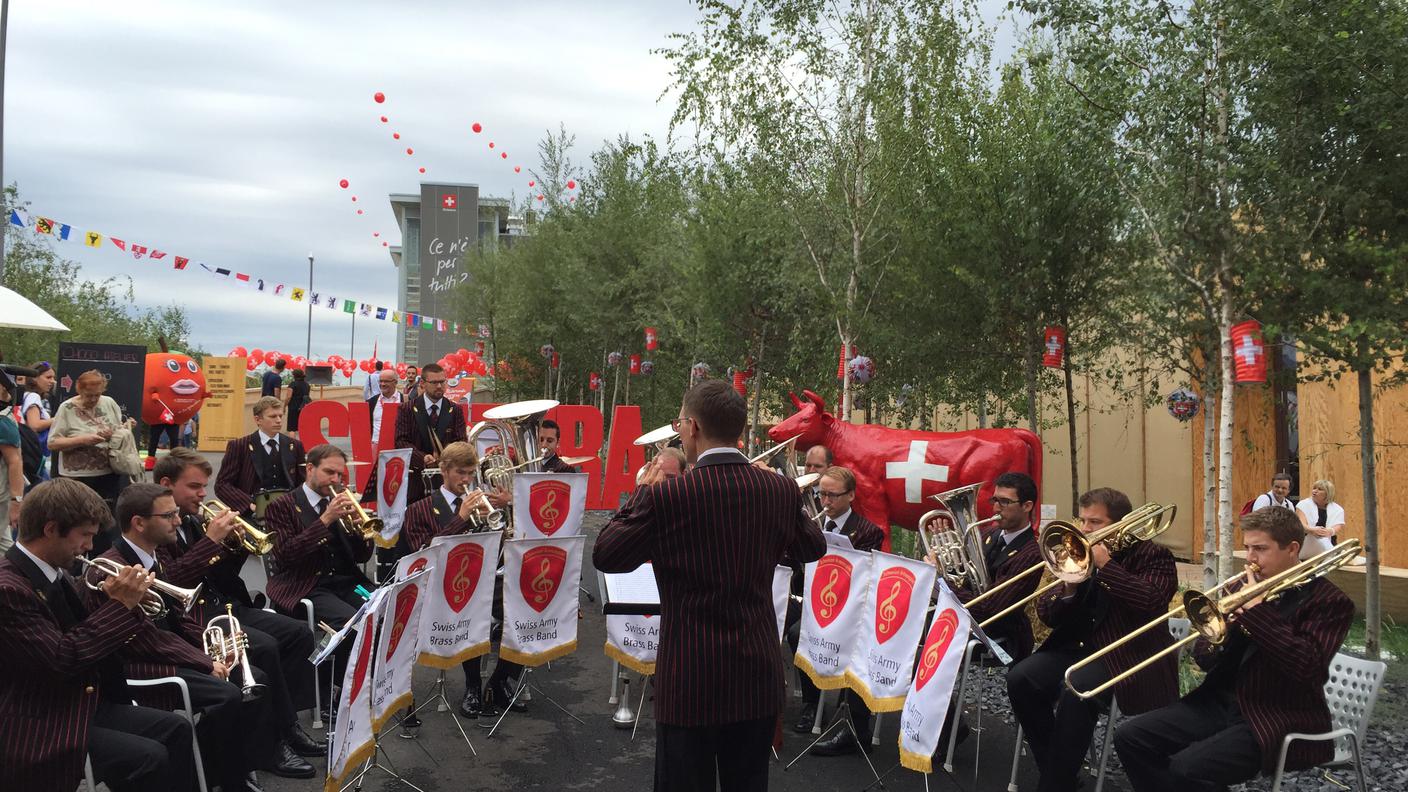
1190;384;1279;561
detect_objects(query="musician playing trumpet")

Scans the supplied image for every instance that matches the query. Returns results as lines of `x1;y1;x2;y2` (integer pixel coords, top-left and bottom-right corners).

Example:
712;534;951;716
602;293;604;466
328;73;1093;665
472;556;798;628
1114;506;1354;792
153;447;325;771
1006;488;1178;792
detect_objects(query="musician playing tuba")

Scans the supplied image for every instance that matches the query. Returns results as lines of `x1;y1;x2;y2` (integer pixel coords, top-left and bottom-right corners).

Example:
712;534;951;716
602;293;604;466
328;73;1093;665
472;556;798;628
1005;488;1179;792
1113;506;1354;792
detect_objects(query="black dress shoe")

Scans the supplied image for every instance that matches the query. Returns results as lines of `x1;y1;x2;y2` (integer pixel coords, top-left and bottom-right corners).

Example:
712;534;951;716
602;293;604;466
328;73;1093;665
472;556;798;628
484;680;527;714
793;704;817;733
810;730;872;756
269;743;317;778
399;711;423;739
459;688;483;718
243;774;266;792
285;723;326;757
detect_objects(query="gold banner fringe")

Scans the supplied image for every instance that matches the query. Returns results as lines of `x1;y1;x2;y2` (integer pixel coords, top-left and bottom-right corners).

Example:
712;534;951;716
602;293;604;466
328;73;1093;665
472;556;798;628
499;638;578;668
604;641;657;676
416;640;490;670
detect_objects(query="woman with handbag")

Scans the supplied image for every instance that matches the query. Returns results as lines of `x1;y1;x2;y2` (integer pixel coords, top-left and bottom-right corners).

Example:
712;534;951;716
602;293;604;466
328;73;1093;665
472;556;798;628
47;370;141;550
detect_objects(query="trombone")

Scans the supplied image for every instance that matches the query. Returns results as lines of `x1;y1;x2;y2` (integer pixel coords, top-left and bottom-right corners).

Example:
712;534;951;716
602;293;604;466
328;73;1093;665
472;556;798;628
203;604;265;701
77;557;202;619
1064;539;1362;700
199;499;275;556
331;483;383;542
962;502;1178;629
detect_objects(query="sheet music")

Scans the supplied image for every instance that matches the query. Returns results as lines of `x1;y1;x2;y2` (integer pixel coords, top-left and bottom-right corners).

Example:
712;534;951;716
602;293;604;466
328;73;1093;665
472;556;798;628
602;563;661;612
823;531;854;550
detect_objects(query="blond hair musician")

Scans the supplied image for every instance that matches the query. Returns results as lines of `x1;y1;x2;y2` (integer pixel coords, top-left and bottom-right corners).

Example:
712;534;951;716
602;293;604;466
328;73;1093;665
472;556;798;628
0;478;197;792
1006;488;1178;792
1114;506;1353;792
214;396;306;521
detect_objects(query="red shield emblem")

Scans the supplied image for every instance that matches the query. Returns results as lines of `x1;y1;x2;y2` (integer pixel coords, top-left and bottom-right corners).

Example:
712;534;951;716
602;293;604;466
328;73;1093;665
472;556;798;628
385;585;419;660
528;480;572;536
915;608;961;691
442;542;485;614
347;613;376;703
874;566;916;644
382;456;406;506
404;556;429;577
809;555;853;629
520;545;567;613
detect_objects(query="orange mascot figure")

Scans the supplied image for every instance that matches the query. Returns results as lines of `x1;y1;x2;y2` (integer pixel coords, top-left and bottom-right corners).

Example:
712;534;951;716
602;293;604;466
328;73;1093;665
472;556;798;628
142;348;213;466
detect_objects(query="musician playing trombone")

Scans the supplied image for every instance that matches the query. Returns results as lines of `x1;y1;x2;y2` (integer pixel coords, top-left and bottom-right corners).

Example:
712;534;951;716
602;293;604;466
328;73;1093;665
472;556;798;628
1113;506;1354;792
1006;488;1178;792
154;448;325;773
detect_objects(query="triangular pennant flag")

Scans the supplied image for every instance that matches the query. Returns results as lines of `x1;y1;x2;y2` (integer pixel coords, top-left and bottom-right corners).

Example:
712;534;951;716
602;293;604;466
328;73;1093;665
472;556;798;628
130;244;148;259
291;287;305;301
174;256;189;270
148;250;167;260
111;238;127;252
35;217;54;234
8;210;27;227
55;224;72;241
235;273;251;285
213;268;231;279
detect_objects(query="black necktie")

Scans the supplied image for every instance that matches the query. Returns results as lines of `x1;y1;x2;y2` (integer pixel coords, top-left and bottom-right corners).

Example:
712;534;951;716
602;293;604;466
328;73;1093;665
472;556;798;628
317;496;330;515
428;403;439;424
452;497;463;514
267;438;278;457
825;519;838;533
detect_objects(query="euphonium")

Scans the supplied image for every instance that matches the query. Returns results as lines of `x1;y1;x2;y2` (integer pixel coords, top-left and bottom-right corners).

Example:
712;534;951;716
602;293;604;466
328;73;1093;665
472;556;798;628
199;499;274;555
468;399;557;490
1064;540;1362;700
917;482;997;593
77;556;202;619
331;483;382;541
203;604;265;701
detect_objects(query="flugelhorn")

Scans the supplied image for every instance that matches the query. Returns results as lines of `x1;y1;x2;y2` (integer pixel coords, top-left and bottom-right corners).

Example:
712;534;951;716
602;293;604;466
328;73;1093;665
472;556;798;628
1064;539;1361;700
77;557;202;618
331;483;382;541
460;484;509;535
204;604;265;701
962;502;1178;629
199;499;274;555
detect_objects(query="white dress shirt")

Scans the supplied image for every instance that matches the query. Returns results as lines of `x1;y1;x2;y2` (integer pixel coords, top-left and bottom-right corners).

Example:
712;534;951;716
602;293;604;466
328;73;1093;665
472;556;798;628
15;542;59;583
372;391;402;445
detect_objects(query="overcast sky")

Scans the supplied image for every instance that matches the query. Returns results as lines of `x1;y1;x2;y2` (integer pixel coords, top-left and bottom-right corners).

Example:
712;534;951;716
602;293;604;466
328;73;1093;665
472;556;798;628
5;0;1016;364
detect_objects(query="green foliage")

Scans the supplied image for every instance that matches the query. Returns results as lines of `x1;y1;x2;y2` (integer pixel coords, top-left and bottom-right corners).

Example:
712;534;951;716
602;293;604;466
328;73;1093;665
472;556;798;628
2;186;198;368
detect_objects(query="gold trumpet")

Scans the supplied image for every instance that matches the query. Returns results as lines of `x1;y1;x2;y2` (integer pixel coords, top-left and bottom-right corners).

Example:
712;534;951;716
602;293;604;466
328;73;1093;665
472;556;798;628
962;502;1178;628
77;556;202;618
199;499;274;556
331;483;383;541
1064;539;1361;700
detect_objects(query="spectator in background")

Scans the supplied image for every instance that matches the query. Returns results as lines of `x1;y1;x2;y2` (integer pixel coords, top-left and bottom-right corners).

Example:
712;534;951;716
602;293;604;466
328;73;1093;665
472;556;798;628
262;357;287;398
1252;472;1295;512
362;360;385;400
1296;479;1346;560
0;368;25;550
366;369;401;450
403;366;420;400
285;368;310;437
21;363;55;482
47;370;134;523
181;412;199;448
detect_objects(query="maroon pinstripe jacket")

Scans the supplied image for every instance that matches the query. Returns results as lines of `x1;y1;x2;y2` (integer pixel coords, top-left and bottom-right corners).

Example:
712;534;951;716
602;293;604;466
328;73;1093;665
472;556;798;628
594;450;827;727
215;431;305;515
154;513;253;626
264;487;374;613
1191;575;1353;772
833;511;885;552
401;490;471;552
957;525;1042;660
1036;539;1179;715
395;397;468;503
0;548;151;792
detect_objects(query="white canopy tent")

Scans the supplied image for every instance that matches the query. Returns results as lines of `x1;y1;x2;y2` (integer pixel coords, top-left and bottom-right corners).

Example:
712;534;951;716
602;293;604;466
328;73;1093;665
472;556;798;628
0;285;68;331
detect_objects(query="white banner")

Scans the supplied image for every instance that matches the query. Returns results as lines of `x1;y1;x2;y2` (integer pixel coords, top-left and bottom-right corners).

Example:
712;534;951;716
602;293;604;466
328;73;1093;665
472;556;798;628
325;606;379;792
500;534;585;666
795;546;874;690
848;553;937;712
374;447;413;548
370;573;427;732
415;533;501;669
604;613;660;676
772;565;793;641
898;583;972;773
511;472;588;539
395;546;437;582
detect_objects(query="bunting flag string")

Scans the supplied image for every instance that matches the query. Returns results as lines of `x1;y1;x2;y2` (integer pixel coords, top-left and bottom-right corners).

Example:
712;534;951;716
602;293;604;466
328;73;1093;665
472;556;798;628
9;207;471;337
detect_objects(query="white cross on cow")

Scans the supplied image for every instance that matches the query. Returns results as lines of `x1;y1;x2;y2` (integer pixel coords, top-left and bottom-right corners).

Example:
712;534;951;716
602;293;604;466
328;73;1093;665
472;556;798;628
886;440;950;503
1237;334;1263;367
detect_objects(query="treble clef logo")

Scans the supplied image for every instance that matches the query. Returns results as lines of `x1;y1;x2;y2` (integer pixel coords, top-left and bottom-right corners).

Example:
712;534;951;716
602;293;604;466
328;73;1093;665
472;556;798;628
878;580;902;634
532;558;556;604
451;555;473;598
819;569;841;619
539;491;560;531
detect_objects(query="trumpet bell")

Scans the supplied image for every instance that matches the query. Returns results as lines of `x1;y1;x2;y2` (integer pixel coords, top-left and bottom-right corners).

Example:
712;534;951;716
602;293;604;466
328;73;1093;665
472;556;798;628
633;424;679;447
612;677;636;728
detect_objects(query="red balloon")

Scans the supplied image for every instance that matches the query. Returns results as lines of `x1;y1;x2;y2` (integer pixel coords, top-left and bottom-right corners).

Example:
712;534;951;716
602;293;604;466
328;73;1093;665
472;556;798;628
373;232;380;237
245;358;257;371
250;348;265;364
380;115;388;123
351;196;358;202
396;363;408;377
567;180;577;189
501;152;507;159
229;345;248;357
488;142;495;149
419;167;426;173
514;166;521;173
382;241;389;247
569;196;576;203
472;122;482;133
406;147;413;155
536;194;544;201
339;178;349;189
393;132;400;139
456;348;469;358
374;91;385;103
528;180;535;187
357;209;364;214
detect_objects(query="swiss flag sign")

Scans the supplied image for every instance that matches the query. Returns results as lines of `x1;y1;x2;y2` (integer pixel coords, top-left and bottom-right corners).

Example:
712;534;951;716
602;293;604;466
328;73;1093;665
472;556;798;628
1042;326;1066;368
441;194;458;210
1231;320;1267;383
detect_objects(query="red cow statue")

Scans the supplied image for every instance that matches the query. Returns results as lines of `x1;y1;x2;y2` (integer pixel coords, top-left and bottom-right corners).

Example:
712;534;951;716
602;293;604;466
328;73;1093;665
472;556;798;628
769;390;1043;548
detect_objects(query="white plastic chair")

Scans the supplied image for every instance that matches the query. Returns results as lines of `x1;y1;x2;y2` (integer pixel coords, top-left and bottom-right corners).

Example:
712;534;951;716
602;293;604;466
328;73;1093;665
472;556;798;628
1270;652;1387;792
127;675;209;792
292;597;324;729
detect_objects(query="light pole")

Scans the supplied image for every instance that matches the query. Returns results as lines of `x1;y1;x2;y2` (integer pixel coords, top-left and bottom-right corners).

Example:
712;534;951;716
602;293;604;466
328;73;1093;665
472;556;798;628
305;253;313;359
0;0;11;285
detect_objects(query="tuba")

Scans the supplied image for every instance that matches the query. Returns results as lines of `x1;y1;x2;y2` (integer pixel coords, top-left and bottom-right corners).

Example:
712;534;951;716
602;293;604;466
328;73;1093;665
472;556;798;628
632;423;680;484
467;399;558;491
917;483;997;592
330;483;382;542
77;557;202;619
199;499;275;556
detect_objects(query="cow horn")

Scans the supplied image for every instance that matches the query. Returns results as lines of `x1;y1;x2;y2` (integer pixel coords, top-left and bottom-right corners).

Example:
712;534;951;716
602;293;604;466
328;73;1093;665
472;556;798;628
788;391;803;410
802;389;827;411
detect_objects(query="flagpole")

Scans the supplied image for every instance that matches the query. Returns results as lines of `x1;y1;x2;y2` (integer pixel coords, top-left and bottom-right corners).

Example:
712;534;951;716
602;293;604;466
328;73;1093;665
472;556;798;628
0;0;10;285
305;253;314;359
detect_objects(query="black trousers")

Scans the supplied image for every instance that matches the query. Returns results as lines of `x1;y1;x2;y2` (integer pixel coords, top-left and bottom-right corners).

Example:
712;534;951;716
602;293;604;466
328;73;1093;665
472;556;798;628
89;700;196;792
655;716;774;792
237;603;317;717
176;668;277;790
1007;645;1113;792
304;585;367;684
1113;693;1263;792
147;424;181;457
